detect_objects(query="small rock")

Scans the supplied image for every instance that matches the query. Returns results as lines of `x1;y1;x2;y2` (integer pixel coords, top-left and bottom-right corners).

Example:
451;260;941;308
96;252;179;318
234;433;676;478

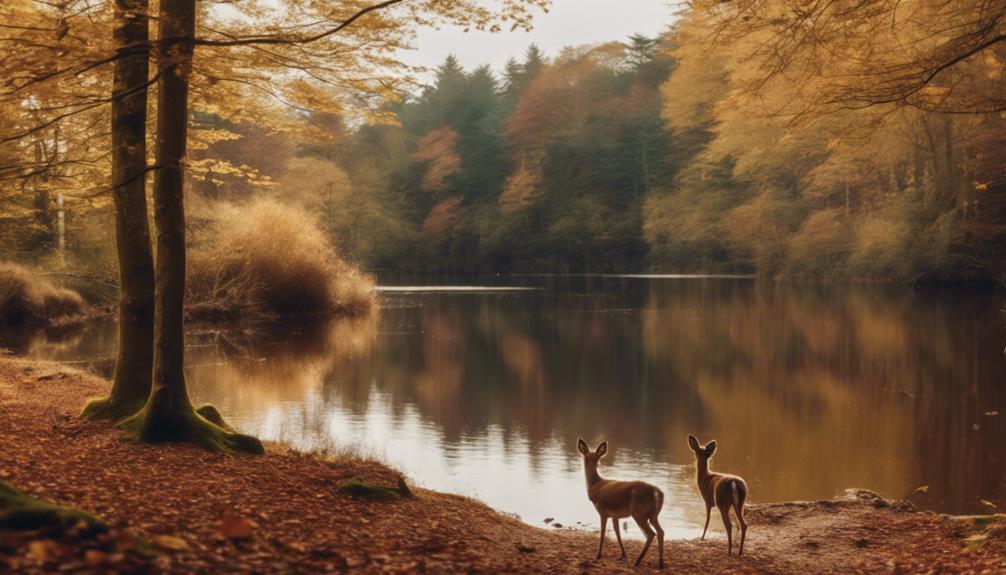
517;544;536;553
543;517;554;524
552;522;563;528
855;538;869;548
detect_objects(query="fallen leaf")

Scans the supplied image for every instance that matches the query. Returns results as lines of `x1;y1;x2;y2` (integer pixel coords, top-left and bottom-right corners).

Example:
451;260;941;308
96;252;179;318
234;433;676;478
219;511;255;540
84;550;107;567
26;540;59;564
979;499;998;510
150;534;189;551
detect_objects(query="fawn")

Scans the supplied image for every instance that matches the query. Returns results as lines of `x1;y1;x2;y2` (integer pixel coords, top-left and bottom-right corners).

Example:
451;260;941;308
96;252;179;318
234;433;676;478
577;439;665;568
688;435;748;556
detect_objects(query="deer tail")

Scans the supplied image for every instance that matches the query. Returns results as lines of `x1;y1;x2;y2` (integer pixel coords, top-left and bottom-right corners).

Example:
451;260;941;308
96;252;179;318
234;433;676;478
731;479;739;508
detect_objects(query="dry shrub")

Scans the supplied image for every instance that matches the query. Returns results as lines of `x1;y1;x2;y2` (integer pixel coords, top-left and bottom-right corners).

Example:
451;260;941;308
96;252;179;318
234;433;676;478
0;262;86;325
188;200;375;324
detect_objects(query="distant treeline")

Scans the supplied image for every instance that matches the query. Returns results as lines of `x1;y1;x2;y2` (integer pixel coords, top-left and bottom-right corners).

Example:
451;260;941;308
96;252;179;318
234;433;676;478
217;20;999;284
8;2;1001;286
195;39;675;274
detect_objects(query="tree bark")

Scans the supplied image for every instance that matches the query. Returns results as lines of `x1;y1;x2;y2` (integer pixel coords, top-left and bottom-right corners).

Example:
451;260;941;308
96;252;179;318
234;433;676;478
123;0;261;453
150;0;192;422
81;0;155;421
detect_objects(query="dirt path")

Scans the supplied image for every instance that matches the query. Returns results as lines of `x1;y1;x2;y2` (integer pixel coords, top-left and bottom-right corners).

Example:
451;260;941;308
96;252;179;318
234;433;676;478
1;355;1004;574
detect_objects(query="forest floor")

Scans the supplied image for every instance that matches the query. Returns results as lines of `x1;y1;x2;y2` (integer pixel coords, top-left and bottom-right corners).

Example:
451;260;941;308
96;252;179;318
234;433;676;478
1;355;1005;574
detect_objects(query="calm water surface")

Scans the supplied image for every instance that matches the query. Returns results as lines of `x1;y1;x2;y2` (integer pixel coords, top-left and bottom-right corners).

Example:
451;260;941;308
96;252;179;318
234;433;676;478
6;276;1006;539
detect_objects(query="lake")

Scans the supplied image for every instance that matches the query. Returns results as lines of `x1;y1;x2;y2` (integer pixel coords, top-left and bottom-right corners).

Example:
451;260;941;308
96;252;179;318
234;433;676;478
5;275;1005;539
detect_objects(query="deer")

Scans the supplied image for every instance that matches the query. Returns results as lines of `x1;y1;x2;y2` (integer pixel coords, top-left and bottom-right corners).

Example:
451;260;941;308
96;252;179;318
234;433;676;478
576;439;664;568
687;435;748;556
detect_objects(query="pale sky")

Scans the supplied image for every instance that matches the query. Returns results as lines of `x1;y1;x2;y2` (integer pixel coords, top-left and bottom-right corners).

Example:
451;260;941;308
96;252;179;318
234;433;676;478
399;0;680;78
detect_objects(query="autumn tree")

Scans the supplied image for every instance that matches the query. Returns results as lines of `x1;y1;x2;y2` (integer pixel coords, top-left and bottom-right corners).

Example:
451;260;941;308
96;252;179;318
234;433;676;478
646;0;1006;282
0;1;112;262
80;0;157;421
702;0;1006;115
114;0;548;451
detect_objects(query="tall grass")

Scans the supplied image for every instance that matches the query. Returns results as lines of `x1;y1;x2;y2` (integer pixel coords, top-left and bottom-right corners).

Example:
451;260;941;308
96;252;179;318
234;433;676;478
187;200;375;324
0;262;86;326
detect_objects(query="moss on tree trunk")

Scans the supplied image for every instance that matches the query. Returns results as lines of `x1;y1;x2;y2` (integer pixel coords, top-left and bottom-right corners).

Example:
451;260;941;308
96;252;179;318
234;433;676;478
118;0;262;455
0;481;105;533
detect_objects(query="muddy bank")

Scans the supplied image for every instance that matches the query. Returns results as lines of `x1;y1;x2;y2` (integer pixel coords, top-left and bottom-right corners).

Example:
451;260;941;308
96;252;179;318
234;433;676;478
0;355;1004;574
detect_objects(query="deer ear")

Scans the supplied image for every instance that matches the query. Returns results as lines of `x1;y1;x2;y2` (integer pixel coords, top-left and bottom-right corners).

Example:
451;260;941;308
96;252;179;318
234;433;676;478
596;442;607;457
688;435;700;452
577;438;589;455
706;440;717;454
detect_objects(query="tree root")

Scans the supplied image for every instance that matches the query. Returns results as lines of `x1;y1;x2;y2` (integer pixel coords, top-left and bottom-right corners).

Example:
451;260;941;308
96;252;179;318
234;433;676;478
79;395;146;422
194;404;229;429
0;480;106;534
120;402;264;455
338;477;413;502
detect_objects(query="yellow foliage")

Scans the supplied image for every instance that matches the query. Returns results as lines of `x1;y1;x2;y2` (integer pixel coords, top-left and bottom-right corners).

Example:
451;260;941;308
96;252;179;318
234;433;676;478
786;208;851;273
499;160;543;213
848;215;911;278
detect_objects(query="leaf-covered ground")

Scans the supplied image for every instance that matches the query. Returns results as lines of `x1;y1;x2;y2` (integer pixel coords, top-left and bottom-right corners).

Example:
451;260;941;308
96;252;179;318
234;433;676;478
1;356;1004;574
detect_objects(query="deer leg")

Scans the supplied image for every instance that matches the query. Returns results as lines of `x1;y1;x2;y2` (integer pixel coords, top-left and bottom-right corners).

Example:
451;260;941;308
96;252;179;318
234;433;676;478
736;502;747;557
612;518;627;559
701;504;711;540
719;505;733;556
596;514;607;560
650;515;665;569
632;516;655;567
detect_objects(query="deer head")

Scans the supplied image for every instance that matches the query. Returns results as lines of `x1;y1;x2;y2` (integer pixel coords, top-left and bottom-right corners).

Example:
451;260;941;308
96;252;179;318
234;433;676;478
688;435;717;473
577;438;607;487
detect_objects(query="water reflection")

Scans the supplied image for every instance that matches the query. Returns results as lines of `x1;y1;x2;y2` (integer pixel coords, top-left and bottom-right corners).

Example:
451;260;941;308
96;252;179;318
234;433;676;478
5;277;1005;539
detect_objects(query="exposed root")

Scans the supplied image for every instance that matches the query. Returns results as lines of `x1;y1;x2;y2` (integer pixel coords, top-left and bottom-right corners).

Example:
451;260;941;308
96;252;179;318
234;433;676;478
0;480;105;534
120;402;264;455
194;404;229;429
79;395;145;422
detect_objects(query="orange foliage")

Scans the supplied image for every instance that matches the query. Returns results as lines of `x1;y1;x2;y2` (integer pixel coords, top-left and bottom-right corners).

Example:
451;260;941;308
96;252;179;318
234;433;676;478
422;197;464;240
412;127;461;192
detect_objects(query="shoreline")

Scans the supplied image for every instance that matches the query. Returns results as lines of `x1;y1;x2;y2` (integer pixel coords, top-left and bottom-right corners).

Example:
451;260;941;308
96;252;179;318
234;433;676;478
1;355;1005;573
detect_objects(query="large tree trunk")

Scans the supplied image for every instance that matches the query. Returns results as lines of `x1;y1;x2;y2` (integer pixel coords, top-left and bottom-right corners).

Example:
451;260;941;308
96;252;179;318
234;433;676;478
123;0;261;453
81;0;155;421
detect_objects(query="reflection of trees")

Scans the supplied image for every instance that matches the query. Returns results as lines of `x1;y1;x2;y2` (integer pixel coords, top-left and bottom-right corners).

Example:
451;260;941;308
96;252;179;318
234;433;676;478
180;279;1003;514
186;315;378;419
642;281;1005;512
1;321;104;366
